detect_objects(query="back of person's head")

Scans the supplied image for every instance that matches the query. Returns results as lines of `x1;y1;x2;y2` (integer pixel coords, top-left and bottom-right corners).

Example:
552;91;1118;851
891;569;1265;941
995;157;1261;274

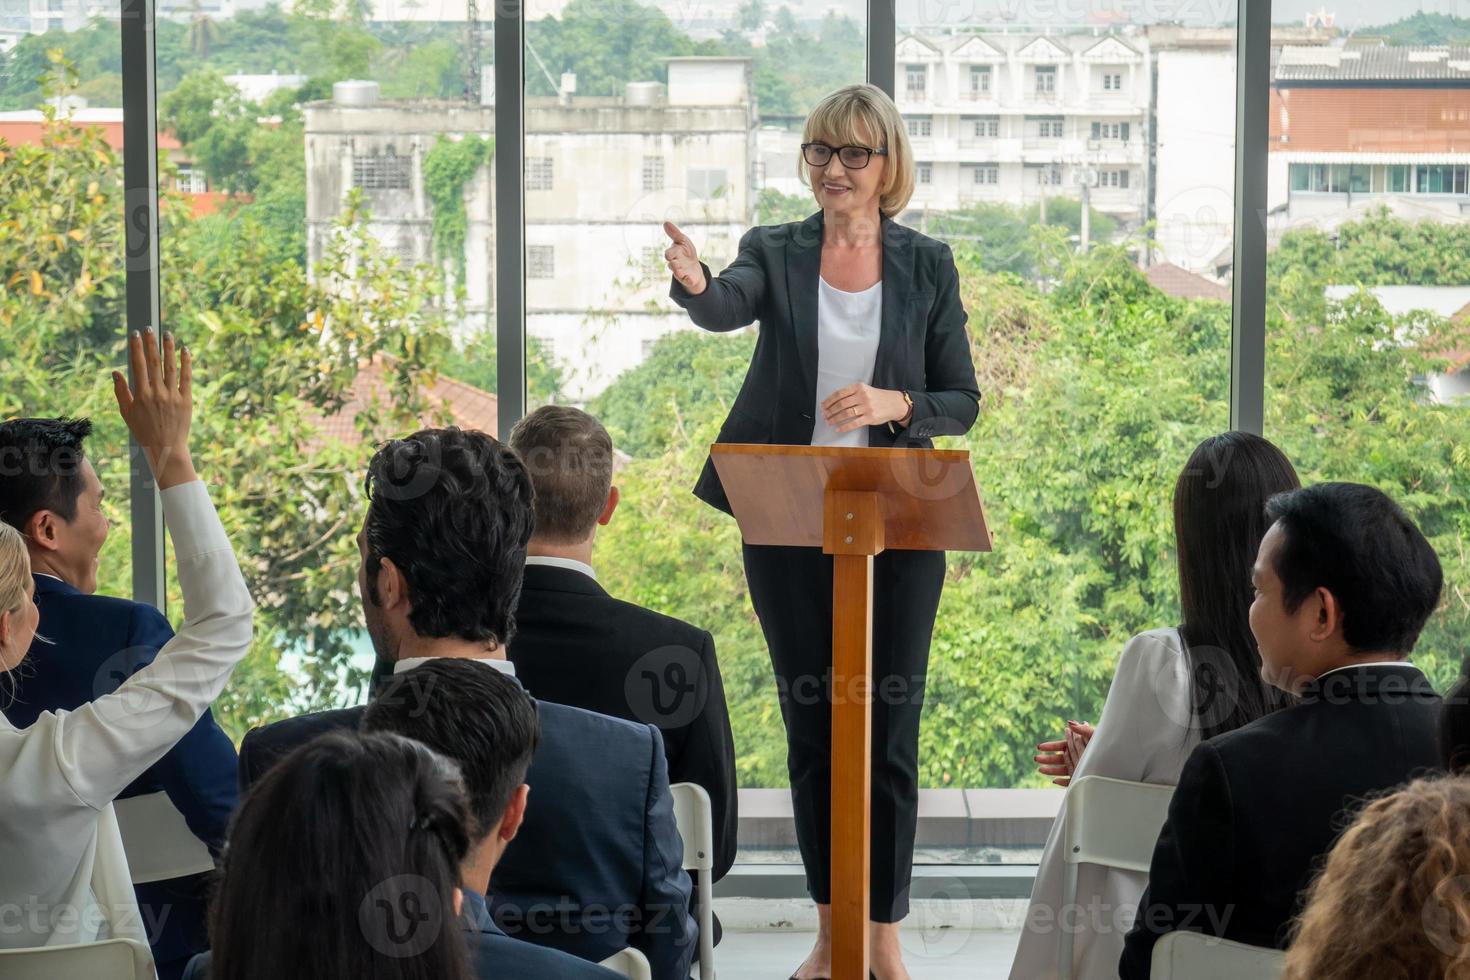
1286;776;1470;980
210;731;473;980
363;658;541;842
1173;431;1301;738
1264;482;1442;655
364;427;535;648
0;521;35;677
508;405;615;544
0;418;94;530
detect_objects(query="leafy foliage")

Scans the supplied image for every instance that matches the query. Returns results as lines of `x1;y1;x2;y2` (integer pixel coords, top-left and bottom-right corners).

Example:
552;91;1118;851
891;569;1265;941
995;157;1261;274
422;134;495;285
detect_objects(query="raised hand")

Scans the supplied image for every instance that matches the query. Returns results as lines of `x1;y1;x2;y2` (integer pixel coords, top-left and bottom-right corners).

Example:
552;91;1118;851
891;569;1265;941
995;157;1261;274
112;328;197;490
663;220;707;296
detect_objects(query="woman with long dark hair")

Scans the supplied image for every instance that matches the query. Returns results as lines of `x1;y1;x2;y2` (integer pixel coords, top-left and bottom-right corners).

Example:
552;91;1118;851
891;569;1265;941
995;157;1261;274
191;731;473;980
1009;431;1300;979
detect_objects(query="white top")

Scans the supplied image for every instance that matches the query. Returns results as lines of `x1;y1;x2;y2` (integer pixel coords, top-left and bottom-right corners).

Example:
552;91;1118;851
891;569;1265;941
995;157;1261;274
525;554;597;582
810;276;882;448
1008;627;1198;980
0;481;254;951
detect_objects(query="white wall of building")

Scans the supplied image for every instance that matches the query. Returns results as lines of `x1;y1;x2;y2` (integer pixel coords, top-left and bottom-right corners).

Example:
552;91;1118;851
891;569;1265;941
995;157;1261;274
1153;47;1236;273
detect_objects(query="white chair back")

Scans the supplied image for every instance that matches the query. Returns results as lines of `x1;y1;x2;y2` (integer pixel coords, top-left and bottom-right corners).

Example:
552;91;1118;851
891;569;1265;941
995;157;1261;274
1057;775;1176;980
1150;929;1286;979
670;781;717;980
598;945;653;980
114;791;217;884
0;937;153;980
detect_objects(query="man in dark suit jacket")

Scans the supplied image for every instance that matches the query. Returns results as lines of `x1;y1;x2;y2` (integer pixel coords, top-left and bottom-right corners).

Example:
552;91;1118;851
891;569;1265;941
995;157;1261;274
0;418;237;980
237;427;695;980
1120;483;1446;979
508;406;737;883
364;660;624;980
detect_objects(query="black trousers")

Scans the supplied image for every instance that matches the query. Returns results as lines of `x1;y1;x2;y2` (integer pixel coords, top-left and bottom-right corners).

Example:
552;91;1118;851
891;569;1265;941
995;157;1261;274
742;542;945;922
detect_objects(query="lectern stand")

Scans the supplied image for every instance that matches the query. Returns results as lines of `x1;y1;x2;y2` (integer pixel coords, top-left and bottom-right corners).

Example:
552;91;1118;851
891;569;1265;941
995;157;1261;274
711;444;992;980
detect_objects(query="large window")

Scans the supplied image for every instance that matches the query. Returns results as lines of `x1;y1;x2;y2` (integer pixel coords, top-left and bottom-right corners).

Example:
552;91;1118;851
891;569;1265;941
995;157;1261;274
896;2;1238;858
1264;21;1470;699
144;12;499;730
0;16;133;597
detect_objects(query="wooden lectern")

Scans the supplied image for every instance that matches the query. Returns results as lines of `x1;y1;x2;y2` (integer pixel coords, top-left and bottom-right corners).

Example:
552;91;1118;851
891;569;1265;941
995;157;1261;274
711;444;992;980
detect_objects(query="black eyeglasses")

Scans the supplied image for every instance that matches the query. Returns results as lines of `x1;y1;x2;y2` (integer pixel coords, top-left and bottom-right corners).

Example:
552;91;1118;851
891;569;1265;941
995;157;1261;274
801;142;888;170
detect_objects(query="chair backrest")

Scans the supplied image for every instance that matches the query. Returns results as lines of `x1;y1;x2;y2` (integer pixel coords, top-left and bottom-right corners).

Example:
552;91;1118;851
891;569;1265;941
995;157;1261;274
114;791;216;884
0;938;153;980
670;781;714;873
1150;930;1286;980
1063;775;1175;874
598;945;654;980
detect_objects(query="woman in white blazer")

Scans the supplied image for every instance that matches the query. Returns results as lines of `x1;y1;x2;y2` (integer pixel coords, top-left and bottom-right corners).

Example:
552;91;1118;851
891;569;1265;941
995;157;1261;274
1007;432;1300;980
0;330;254;952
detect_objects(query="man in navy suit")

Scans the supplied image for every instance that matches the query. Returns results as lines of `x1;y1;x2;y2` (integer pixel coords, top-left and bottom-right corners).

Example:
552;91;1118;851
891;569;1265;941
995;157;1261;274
0;418;237;980
237;427;696;980
365;659;622;979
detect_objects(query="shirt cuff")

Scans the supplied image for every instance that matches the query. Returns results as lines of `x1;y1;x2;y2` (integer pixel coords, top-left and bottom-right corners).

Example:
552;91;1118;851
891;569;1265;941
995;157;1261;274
160;480;232;561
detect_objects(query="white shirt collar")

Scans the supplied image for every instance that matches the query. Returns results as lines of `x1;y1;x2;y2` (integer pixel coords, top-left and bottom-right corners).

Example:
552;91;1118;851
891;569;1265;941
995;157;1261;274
33;572;64;583
525;555;597;582
393;656;516;677
1316;660;1417;681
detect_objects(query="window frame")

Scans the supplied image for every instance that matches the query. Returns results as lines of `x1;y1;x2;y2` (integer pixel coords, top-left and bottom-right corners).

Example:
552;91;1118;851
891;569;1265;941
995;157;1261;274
119;0;1275;675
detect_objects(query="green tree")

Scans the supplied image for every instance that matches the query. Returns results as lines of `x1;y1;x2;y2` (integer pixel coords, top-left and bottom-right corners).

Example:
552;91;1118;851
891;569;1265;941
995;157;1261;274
438;331;568;410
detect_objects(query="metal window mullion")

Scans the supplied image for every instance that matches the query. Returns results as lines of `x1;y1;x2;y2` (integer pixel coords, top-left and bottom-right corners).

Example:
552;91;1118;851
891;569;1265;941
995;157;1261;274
120;0;166;611
1230;0;1271;435
496;3;525;440
867;0;895;98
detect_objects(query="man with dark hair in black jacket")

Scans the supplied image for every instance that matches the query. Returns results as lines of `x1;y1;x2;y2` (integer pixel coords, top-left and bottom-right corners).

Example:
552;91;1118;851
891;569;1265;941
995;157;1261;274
1120;482;1445;978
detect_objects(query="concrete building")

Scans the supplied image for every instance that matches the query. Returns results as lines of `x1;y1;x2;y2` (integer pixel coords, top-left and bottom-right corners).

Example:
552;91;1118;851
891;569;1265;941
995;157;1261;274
1268;44;1470;234
890;30;1152;231
1149;24;1336;274
304;57;755;400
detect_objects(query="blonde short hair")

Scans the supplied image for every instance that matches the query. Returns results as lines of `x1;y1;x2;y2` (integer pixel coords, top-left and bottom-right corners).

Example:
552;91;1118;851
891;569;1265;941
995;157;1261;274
799;84;914;219
0;522;28;617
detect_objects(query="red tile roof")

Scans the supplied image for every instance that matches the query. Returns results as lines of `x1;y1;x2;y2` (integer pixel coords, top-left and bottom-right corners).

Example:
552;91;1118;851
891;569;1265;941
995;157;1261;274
309;356;499;449
1144;261;1232;302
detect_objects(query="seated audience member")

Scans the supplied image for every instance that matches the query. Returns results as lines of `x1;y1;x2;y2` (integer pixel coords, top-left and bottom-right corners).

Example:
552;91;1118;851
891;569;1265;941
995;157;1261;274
236;427;696;980
363;659;620;978
1010;432;1299;979
1284;776;1470;980
1119;482;1445;979
0;413;240;980
1441;667;1470;773
508;406;737;883
0;331;254;953
185;731;477;980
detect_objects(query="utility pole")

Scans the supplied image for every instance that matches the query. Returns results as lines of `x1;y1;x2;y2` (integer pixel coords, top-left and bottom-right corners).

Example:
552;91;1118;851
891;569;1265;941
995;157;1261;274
465;0;481;103
1080;173;1091;253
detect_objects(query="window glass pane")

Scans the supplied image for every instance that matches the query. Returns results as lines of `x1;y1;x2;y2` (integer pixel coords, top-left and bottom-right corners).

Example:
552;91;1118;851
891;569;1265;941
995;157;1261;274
518;3;866;821
0;13;132;598
149;9;496;733
1265;18;1470;705
898;5;1237;864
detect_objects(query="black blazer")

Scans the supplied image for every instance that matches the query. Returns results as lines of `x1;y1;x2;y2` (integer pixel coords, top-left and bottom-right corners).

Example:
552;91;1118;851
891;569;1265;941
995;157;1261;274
670;211;981;515
238;682;697;980
510;562;738;880
1119;663;1442;979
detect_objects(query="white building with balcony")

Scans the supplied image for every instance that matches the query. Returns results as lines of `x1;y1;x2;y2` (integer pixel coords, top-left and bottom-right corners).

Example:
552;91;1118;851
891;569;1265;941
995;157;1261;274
890;30;1151;229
